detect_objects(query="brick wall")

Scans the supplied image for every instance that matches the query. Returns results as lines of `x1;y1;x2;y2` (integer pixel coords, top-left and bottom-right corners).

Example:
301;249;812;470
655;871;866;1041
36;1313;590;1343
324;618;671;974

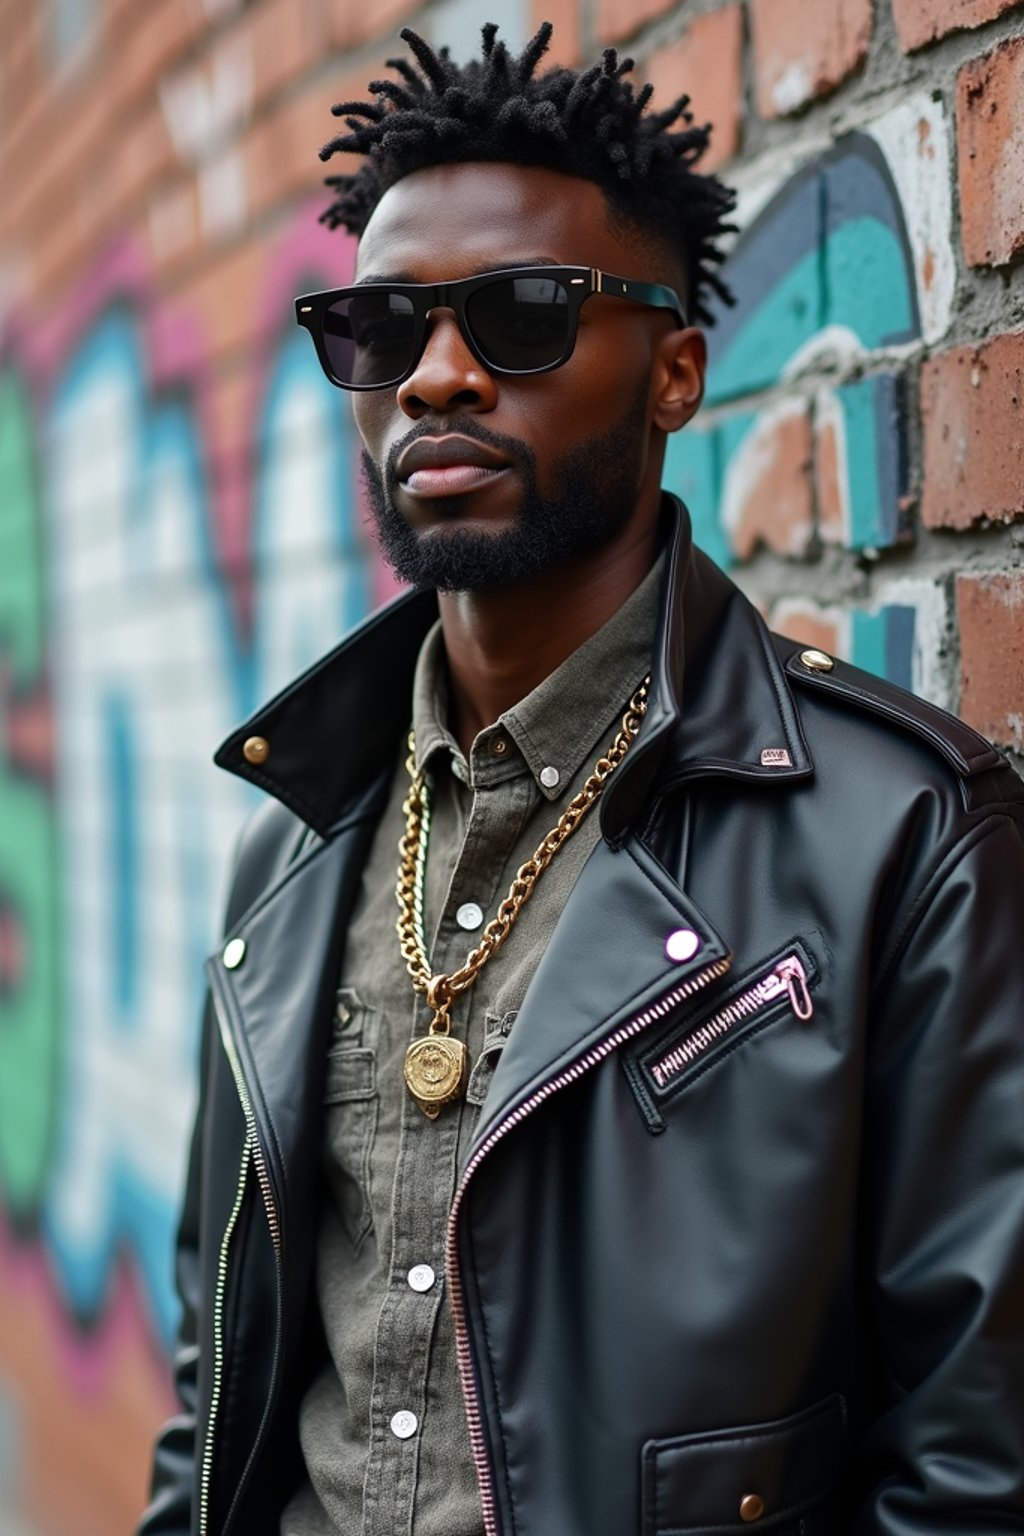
1;2;1023;1532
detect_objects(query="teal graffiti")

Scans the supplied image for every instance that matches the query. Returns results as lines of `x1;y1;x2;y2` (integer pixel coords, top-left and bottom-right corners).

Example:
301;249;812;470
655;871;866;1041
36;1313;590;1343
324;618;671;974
0;368;59;1217
670;134;916;566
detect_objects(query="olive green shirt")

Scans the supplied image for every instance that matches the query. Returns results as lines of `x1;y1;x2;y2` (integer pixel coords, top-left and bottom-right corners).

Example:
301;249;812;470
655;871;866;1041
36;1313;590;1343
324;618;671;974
281;553;663;1536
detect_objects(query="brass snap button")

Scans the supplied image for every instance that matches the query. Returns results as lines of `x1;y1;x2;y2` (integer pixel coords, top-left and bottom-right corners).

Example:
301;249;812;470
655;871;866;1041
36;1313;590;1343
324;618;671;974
243;735;270;765
490;735;509;757
799;648;834;674
739;1493;765;1523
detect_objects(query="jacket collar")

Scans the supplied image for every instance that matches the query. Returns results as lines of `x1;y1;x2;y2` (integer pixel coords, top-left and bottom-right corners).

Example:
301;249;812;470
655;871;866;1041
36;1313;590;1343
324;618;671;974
214;497;813;840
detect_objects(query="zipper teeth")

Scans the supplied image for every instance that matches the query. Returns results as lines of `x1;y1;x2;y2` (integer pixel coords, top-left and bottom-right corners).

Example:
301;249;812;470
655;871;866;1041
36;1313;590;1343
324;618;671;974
217;1011;283;1255
201;989;284;1536
199;1134;251;1536
651;963;792;1087
445;955;731;1536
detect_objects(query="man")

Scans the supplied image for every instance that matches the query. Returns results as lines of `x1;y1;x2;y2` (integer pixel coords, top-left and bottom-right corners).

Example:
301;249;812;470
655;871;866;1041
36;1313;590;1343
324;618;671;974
139;22;1024;1536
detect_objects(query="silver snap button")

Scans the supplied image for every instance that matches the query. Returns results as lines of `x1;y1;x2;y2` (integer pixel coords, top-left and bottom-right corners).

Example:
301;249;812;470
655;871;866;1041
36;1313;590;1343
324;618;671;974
665;928;701;964
390;1410;418;1440
407;1263;436;1292
456;902;484;931
222;937;246;970
539;765;560;790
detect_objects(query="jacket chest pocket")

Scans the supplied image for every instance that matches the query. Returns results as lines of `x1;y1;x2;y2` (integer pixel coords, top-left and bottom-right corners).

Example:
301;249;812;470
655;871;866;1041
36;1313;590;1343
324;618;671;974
642;1394;846;1536
322;1019;378;1253
623;939;818;1134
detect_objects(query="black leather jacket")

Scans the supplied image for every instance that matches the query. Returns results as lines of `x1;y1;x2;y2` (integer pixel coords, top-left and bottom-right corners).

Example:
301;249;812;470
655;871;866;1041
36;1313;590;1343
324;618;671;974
139;501;1024;1536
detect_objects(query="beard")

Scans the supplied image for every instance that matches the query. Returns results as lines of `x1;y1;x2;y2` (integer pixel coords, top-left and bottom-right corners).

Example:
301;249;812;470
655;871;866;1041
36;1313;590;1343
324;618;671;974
360;384;650;593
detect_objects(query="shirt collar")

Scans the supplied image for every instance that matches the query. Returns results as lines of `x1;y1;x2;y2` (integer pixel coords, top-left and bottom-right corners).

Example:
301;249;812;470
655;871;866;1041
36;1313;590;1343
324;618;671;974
411;551;665;801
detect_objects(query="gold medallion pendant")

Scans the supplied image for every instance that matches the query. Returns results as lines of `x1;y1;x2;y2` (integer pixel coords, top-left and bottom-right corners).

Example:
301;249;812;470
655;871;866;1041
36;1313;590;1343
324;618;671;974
395;674;650;1121
403;1034;468;1119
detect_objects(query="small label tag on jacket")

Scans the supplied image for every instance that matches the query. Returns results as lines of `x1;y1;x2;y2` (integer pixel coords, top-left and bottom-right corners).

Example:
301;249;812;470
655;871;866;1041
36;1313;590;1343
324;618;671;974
761;748;793;767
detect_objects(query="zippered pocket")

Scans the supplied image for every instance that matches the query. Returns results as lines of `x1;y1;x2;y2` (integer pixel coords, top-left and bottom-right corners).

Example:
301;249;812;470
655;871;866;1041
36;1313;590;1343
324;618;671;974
623;940;818;1133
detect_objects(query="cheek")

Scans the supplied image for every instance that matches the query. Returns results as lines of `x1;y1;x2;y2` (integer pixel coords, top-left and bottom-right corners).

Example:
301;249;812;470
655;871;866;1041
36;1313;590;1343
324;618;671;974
580;312;650;386
350;394;391;456
533;328;651;440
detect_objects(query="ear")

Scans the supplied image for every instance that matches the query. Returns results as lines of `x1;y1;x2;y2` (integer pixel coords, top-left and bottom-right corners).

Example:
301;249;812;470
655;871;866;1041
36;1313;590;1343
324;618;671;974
651;326;706;434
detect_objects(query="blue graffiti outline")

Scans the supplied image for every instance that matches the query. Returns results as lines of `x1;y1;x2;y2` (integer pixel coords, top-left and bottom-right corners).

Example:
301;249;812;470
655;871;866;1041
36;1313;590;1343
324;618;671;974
40;298;372;1345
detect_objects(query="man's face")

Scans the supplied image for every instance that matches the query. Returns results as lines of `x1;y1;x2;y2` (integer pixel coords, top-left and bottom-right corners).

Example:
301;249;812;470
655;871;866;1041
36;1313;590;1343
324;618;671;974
351;162;701;591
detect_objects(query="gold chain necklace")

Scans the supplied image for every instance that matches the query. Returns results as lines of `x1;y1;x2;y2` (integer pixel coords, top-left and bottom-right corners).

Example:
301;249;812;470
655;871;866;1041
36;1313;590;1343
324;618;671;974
395;675;651;1118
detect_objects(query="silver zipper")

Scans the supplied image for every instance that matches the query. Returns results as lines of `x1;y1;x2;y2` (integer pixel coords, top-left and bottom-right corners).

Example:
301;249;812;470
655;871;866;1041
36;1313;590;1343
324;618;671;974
199;988;284;1536
199;1134;251;1536
651;952;812;1089
444;954;731;1536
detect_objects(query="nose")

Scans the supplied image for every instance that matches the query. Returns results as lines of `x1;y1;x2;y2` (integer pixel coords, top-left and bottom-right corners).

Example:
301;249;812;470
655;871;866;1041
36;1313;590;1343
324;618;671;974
396;307;499;418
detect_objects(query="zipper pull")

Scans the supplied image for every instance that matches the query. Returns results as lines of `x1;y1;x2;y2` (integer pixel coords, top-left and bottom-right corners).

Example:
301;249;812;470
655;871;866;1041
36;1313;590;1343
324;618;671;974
777;956;813;1021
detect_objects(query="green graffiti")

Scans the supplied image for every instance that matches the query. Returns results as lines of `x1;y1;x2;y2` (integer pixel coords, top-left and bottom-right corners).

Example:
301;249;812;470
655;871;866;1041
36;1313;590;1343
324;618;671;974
0;368;59;1215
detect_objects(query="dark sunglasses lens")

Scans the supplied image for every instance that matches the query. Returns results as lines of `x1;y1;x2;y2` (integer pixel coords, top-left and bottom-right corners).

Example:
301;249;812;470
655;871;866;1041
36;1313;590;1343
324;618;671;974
321;291;416;387
466;276;570;371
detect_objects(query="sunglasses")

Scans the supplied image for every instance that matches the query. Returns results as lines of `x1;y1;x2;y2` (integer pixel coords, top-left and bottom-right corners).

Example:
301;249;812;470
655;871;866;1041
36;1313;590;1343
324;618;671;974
294;266;686;391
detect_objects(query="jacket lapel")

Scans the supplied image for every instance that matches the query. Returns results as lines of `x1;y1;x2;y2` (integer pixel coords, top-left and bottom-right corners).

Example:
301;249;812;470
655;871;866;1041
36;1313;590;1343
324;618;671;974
470;834;729;1151
205;796;381;1259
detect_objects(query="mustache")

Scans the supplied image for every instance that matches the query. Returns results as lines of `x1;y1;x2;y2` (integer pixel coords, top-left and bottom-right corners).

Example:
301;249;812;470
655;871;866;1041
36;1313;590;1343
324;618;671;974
384;417;535;488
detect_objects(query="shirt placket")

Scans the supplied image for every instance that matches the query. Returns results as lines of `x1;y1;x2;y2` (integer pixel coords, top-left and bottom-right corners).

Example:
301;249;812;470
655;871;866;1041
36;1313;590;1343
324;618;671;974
361;755;534;1536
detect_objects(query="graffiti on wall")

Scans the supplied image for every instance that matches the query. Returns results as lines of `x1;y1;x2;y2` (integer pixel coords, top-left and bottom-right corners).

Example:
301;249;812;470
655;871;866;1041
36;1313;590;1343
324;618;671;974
665;95;954;697
0;207;386;1536
0;98;953;1536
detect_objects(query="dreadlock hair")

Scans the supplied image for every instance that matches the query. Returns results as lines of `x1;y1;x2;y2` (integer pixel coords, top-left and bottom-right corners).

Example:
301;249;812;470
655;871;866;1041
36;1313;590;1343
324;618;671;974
318;21;737;327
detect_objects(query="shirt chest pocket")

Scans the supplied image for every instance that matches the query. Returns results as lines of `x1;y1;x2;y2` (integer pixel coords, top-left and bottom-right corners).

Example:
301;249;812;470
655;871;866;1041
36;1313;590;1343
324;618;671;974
642;1393;846;1536
322;1039;378;1254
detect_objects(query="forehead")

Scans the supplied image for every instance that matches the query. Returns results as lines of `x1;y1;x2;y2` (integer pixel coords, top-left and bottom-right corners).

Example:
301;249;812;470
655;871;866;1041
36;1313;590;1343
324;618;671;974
354;162;646;282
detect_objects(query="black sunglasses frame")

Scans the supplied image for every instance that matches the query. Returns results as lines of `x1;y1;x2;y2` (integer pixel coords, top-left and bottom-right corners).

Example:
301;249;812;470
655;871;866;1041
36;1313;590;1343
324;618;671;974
294;265;687;392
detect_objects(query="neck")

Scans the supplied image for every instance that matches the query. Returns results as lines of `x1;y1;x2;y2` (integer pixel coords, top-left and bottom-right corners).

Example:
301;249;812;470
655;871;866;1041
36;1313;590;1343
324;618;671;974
438;506;660;758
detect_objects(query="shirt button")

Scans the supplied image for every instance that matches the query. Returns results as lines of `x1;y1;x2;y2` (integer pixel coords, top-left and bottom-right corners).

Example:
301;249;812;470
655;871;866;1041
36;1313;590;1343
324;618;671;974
407;1263;436;1292
539;765;560;790
456;902;484;931
490;735;509;757
390;1410;418;1440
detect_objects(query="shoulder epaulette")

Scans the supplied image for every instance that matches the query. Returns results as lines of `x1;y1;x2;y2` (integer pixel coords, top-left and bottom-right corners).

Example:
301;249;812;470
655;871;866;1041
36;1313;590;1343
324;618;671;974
777;638;1005;779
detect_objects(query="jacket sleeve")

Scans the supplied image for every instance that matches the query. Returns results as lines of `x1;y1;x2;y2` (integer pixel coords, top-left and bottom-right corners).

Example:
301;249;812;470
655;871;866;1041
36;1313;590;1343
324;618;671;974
135;994;214;1535
858;806;1024;1530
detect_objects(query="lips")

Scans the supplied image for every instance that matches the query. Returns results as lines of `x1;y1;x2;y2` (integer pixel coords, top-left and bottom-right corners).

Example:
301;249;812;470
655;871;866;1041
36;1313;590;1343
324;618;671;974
397;434;511;496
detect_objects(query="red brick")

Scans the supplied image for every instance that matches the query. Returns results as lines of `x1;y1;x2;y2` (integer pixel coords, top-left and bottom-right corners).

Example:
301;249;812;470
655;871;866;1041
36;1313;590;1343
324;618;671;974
120;0;201;102
644;8;744;171
249;0;316;110
750;0;872;119
245;67;374;223
771;601;844;658
172;230;273;365
530;0;580;67
93;103;178;236
723;400;814;560
893;0;1023;51
920;331;1024;529
328;0;418;51
145;178;202;277
597;0;677;46
957;572;1024;751
957;37;1024;268
1;10;44;135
